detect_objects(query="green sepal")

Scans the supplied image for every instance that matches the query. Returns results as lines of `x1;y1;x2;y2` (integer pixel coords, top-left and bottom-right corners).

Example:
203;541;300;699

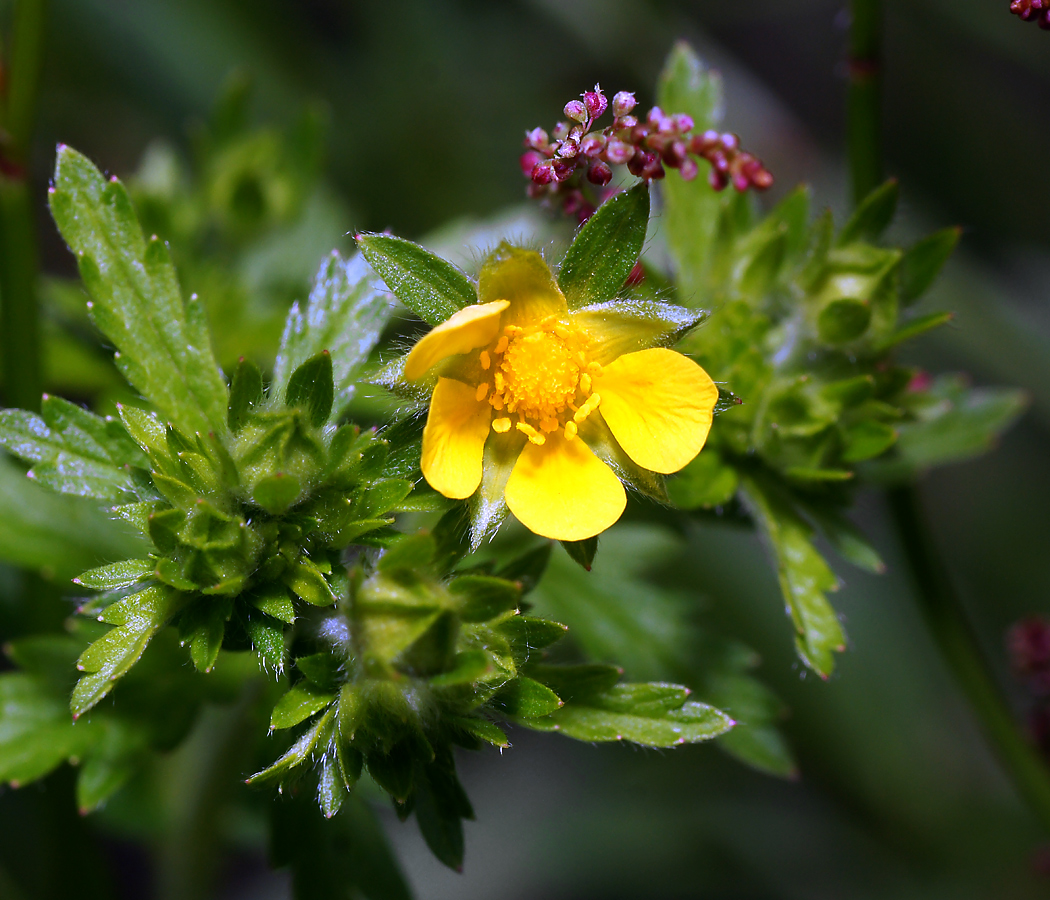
178;596;233;672
284;558;336;606
494;543;553;595
560;536;598;571
248;705;336;785
253;472;302;515
245;609;286;672
74;559;155;592
492;676;562;718
495;616;568;667
284;350;334;428
558;182;650;309
356;233;476;326
271;682;337;730
228;357;264;431
251;585;296;624
899;227;960;305
836;179;898;247
449;575;520;622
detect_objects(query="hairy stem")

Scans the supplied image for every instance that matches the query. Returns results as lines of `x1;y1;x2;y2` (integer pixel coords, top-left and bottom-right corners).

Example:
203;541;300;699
847;0;882;205
0;0;47;412
887;487;1050;832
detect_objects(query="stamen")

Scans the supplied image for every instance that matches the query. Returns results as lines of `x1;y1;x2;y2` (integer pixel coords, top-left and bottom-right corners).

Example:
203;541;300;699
576;351;587;367
492;417;512;433
587;361;603;376
494;336;509;354
574;393;601;424
475;383;490;402
480;350;491;370
564;421;578;440
490;395;504;410
540;417;559;433
494;371;505;392
580;372;592;394
516;422;546;445
553;324;572;340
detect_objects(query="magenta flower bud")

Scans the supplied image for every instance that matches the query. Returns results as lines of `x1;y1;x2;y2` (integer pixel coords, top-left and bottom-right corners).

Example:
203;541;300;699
583;86;608;119
552;121;570;141
552;158;576;182
579;132;607;156
616;115;639;130
612;91;636;117
627;149;653;177
531;159;556;185
556;137;579;159
646;106;664;127
722;133;739;151
603;139;634;165
679;158;699;181
520;150;544;177
709;168;728;191
672;113;694;134
564;99;588;123
587;160;613;186
662;140;687;168
524;127;549;151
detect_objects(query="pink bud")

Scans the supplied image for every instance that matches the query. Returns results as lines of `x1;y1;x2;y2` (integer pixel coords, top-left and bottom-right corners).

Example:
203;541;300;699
524;127;549;151
679;158;699;181
616;115;639;129
587;161;613;186
603;139;634;165
552;121;570;141
564;100;588;123
556;138;579;159
709;168;728;191
520;151;544;177
583;86;608;119
627;149;652;177
612;91;636;116
531;160;556;185
672;113;694;134
662;140;688;168
579;132;607;156
552;158;576;182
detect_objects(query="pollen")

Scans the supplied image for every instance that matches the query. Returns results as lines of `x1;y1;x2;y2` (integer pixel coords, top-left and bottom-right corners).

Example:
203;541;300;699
516;421;546;445
574;392;601;424
476;382;490;402
480;350;491;370
564;420;578;440
492;417;512;433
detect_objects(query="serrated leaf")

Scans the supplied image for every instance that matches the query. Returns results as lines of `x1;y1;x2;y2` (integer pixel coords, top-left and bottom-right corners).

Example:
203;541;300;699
495;616;568;667
272;250;395;419
49;146;228;436
72;584;190;716
284;558;337;606
248;706;335;785
285;351;334;427
492;676;562;718
900;227;959;305
271;682;336;730
449;575;520;622
356;233;476;326
245;610;287;671
558;182;650;309
739;476;845;677
837;179;898;247
0;408;138;500
252;585;295;624
74;559;155;591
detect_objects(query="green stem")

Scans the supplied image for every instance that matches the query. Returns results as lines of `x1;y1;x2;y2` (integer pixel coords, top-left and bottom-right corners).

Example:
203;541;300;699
0;0;47;413
847;0;883;205
887;487;1050;832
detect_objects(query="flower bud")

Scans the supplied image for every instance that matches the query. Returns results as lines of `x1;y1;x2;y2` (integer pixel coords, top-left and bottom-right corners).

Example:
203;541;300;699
552;158;575;182
579;132;607;156
587;160;613;186
564;100;588;123
583;86;608;119
627;149;653;177
556;137;579;159
552;121;570;141
524;127;549;151
662;140;687;168
612;91;636;117
520;150;545;177
672;113;694;134
530;159;556;185
603;139;634;165
616;115;639;130
679;158;699;181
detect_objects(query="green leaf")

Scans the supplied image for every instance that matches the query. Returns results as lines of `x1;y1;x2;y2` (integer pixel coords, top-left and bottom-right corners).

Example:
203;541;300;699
899;227;959;305
492;676;562;718
271;682;337;730
658;42;724;303
876;310;953;350
272;251;395;418
836;179;898;246
252;585;296;624
72;585;190;716
228;357;264;431
841;420;898;463
253;473;302;515
495;616;568;667
49;146;228;436
494;543;553;595
76;719;144;813
558;182;650;308
667;450;739;509
74;559;155;592
356;233;476;326
817;297;871;344
430;651;493;687
285;351;334;428
739;476;845;677
245;610;287;671
249;706;335;785
284;558;336;606
0;673;97;786
178;597;232;672
0;407;138;500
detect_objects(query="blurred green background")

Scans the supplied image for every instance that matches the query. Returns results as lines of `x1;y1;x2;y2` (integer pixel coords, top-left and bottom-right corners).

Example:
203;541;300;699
4;0;1050;897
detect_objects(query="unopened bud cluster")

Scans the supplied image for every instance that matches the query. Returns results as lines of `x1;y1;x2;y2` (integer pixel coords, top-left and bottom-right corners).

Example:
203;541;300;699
521;84;773;222
1010;0;1050;28
1008;616;1050;759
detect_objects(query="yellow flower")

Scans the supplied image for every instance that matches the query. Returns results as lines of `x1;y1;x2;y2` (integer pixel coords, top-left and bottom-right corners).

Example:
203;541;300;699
403;246;718;541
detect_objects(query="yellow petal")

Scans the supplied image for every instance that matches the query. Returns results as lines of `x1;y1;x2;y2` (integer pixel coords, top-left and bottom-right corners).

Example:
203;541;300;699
593;348;718;474
421;378;492;499
504;430;626;541
571;300;705;365
477;244;567;327
404;300;509;381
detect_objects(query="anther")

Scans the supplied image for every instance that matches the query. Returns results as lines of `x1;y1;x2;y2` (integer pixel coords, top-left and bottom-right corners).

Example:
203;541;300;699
492;417;512;433
480;350;491;370
494;336;509;354
516;422;546;445
574;393;601;423
580;373;592;394
491;395;505;410
564;421;578;440
587;361;603;376
540;417;559;433
476;383;490;402
554;324;572;340
494;371;505;391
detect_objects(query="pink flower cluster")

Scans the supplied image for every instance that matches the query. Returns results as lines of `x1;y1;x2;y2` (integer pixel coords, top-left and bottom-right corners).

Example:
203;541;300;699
1010;0;1050;28
521;84;772;223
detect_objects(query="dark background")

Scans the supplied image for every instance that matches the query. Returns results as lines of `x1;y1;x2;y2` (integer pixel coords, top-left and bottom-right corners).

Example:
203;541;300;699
8;1;1050;897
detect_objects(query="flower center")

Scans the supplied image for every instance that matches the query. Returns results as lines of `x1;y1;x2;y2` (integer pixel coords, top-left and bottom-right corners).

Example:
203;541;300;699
477;315;603;446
